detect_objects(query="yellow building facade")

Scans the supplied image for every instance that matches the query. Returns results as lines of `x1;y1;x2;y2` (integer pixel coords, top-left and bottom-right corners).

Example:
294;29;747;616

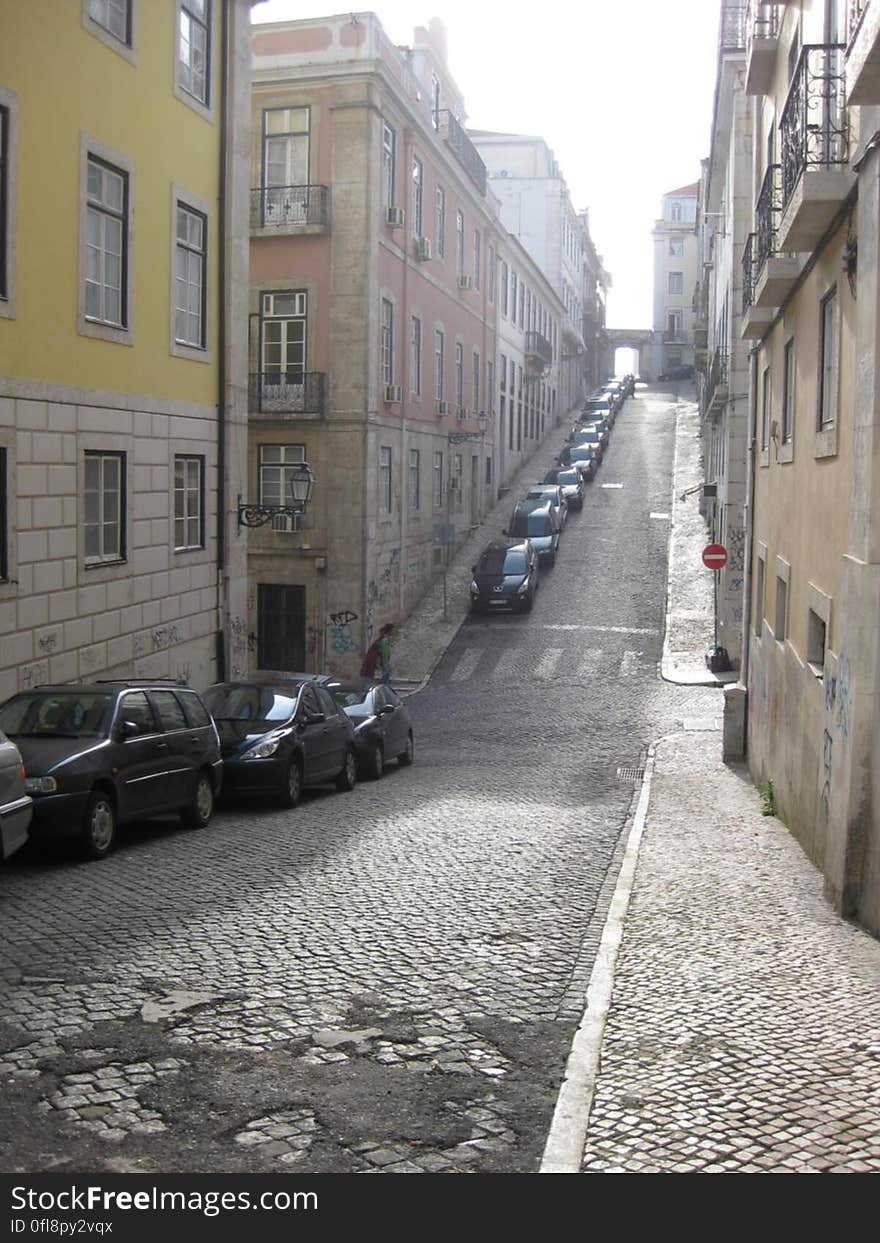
0;1;253;696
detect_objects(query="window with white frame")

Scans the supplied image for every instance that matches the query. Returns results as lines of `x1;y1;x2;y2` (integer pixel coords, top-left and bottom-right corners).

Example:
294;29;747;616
177;0;210;106
666;309;682;338
669;237;683;256
408;448;420;511
510;271;518;321
382;122;395;207
487;244;495;303
174;203;206;348
379;446;392;514
500;260;508;316
435;186;445;257
259;443;305;508
472;350;480;414
434;329;444;400
754;551;766;635
433;450;443;508
668;271;684;295
88;0;131;44
518;280;524;326
84;451;125;563
453;453;463;510
261;291;306;381
782;338;795;444
473;229;481;289
411;155;423;237
807;608;826;673
761;364;771;451
487;359;494;413
818;287;839;429
174;455;204;550
455;342;464;409
380;298;394;386
775;573;788;640
263;108;309;194
455;209;464;274
85;156;127;327
410;315;421;396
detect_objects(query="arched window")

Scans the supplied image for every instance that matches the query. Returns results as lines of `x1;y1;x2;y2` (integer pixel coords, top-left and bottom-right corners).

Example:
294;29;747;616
671;201;682;222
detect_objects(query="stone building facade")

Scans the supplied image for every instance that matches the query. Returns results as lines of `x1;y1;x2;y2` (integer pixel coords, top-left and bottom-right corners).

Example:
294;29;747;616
0;1;252;700
247;15;570;675
651;181;701;379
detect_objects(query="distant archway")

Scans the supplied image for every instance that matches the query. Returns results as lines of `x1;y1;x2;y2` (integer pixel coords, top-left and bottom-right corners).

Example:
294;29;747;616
606;329;656;382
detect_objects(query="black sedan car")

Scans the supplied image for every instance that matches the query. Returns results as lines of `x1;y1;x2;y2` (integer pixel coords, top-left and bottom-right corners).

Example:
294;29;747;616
470;540;540;613
202;678;358;808
543;466;585;509
0;681;223;859
323;680;414;780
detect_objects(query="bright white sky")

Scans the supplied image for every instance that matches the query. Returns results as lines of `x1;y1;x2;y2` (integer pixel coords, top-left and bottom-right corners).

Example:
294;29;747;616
252;0;720;328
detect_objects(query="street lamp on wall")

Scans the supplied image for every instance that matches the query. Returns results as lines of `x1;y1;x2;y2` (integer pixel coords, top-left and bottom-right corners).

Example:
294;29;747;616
237;461;317;528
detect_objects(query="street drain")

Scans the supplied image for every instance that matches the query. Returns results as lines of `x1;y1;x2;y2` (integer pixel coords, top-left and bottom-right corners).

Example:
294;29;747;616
616;766;645;782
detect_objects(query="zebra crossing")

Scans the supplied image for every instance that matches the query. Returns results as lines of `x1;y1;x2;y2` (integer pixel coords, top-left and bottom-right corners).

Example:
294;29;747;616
437;640;656;685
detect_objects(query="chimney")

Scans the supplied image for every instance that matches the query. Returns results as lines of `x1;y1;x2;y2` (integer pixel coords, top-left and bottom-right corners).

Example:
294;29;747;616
427;16;447;65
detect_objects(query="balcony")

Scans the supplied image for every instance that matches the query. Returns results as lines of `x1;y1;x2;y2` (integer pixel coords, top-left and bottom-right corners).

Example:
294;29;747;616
250;185;328;234
846;0;880;103
524;330;553;370
745;0;781;94
753;163;802;305
248;372;326;418
741;232;776;338
778;45;853;253
704;349;729;417
435;111;487;196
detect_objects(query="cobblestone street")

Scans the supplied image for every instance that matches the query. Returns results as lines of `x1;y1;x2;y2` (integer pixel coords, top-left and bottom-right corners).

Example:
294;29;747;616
1;386;722;1174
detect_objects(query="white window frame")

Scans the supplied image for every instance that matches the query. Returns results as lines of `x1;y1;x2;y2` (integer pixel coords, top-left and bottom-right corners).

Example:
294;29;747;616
435;185;445;257
380;297;394;386
455;341;464;409
0;87;18;320
382;122;396;208
453;453;463;511
175;0;212;120
668;271;684;295
806;581;832;678
473;229;481;289
817;286;839;430
408;448;420;512
411;155;423;238
433;450;443;509
434;328;445;400
173;455;204;551
78;137;134;346
410;314;421;397
780;337;795;461
669;237;684;256
487;244;495;304
774;556;790;643
258;443;305;508
84;451;126;565
84;0;136;62
172;193;209;358
754;542;767;637
760;363;771;466
379;446;392;515
455;209;465;275
472;350;480;414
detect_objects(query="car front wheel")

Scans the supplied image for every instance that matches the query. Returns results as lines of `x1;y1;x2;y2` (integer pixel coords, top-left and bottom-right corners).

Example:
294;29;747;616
81;789;116;860
181;771;214;828
365;742;384;781
278;756;303;808
335;748;357;792
398;732;414;767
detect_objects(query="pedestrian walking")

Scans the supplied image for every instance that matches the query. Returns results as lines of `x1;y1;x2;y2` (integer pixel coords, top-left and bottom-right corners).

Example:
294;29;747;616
359;623;395;683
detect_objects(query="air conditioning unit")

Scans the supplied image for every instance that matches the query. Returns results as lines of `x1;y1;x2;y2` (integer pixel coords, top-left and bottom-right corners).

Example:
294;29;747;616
386;206;405;227
457;406;469;421
270;511;302;534
415;236;432;261
457;274;473;290
435;399;450;415
384;383;403;403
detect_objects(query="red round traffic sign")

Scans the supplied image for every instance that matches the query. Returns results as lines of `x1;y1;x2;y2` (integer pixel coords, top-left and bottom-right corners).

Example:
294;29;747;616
702;542;728;571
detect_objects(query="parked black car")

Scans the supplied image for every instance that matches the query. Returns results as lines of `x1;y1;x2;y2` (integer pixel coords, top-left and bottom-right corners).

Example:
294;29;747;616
470;540;540;613
559;432;602;468
0;681;223;860
203;678;358;808
323;680;414;779
543;466;585;509
658;363;695;380
505;502;560;566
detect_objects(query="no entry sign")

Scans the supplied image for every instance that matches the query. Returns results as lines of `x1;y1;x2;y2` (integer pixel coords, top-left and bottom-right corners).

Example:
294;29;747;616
702;542;728;571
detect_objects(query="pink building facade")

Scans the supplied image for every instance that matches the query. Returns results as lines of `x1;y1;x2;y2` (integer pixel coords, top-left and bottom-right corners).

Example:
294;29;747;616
247;14;565;674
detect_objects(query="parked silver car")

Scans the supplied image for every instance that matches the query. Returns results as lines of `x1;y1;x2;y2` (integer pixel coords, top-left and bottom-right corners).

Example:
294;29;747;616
0;728;33;861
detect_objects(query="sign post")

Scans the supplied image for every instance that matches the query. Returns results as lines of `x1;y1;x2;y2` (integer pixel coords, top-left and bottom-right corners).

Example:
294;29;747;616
702;543;728;652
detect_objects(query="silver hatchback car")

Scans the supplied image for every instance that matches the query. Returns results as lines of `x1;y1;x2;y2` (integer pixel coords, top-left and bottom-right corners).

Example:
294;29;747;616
0;727;33;861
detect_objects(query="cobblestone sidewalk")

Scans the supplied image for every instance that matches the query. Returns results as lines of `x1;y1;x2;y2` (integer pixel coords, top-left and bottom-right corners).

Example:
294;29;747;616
560;386;880;1174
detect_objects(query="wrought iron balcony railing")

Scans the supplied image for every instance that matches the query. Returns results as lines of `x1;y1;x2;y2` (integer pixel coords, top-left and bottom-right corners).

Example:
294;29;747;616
742;233;756;313
746;0;781;41
435;111;487;196
721;1;747;50
249;371;326;416
755;162;782;270
524;330;553;367
848;0;868;46
780;44;849;209
250;185;328;230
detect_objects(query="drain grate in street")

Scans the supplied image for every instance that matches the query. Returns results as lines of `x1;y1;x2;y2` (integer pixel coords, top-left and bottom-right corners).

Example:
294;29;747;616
616;766;645;782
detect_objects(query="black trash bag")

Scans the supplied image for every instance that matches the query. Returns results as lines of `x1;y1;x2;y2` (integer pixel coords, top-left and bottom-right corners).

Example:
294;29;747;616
706;645;732;673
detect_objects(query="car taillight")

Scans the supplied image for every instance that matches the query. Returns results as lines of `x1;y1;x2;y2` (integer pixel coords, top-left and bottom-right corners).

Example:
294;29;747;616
19;762;26;781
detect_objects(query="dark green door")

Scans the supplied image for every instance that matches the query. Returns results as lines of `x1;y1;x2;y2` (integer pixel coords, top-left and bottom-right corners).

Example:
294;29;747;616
257;583;306;672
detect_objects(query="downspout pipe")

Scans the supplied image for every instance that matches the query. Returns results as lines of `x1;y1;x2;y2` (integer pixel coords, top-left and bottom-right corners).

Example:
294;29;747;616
215;0;229;681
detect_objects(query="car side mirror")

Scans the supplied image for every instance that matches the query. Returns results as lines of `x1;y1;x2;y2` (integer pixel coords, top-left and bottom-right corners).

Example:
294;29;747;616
117;720;141;740
379;704;395;716
471;565;477;573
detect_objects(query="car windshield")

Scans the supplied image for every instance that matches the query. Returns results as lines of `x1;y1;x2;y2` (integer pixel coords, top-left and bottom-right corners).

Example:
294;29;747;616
477;548;526;575
527;489;555;501
329;687;374;719
510;514;549;538
557;470;580;485
202;684;299;723
0;692;113;738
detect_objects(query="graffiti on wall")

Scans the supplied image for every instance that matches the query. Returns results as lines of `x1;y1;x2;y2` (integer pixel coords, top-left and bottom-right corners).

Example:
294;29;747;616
365;548;401;640
824;651;851;739
820;728;833;816
727;525;746;573
152;625;180;651
328;609;359;655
